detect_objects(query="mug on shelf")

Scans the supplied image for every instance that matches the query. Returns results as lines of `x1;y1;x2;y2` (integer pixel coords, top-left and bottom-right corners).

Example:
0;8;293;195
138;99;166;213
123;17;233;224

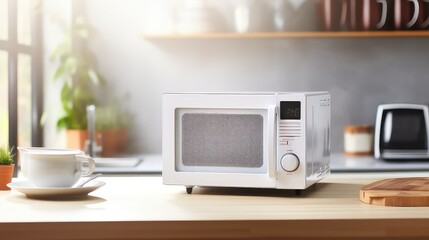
270;0;295;32
420;0;429;29
361;0;395;30
321;0;351;31
394;0;422;30
234;4;250;33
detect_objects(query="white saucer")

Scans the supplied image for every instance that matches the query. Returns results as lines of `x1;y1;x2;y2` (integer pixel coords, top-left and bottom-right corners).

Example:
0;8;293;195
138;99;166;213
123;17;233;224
7;181;106;199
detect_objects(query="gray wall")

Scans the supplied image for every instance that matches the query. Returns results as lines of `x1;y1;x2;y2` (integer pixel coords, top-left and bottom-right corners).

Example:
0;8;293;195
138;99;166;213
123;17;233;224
82;0;429;154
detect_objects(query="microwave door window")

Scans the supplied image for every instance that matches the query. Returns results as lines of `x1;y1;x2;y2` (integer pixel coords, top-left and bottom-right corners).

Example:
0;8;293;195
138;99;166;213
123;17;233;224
381;109;428;150
176;111;266;173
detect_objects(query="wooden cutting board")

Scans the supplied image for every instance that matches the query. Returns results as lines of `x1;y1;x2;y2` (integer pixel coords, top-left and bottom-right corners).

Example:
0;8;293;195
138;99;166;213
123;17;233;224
360;177;429;207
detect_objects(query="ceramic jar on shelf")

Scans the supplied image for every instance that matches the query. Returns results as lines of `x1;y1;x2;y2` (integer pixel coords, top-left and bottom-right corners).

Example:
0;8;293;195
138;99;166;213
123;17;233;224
344;125;374;157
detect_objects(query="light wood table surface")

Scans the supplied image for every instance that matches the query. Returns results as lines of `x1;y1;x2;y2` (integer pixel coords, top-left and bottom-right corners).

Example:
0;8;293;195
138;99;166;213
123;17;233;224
1;172;429;239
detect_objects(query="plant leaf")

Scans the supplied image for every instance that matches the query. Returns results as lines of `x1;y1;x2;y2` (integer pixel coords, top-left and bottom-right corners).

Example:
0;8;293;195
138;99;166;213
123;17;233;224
88;69;100;85
0;145;14;165
64;57;78;75
53;61;66;81
61;84;70;101
61;84;73;111
73;86;84;100
56;116;70;130
50;42;70;61
53;64;65;80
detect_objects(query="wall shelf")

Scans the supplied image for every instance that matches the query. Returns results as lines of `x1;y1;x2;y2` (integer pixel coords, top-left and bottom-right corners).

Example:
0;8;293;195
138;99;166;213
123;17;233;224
142;31;429;39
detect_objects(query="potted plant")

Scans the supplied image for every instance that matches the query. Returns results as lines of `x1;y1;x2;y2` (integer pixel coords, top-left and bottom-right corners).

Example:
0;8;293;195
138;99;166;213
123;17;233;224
0;146;15;190
95;101;131;157
51;16;104;150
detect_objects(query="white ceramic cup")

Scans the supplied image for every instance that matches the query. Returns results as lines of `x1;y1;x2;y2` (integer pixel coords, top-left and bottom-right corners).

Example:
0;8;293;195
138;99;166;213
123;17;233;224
18;147;96;188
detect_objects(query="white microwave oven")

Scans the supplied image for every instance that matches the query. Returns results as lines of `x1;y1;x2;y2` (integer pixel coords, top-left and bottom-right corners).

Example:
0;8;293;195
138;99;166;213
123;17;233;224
162;92;331;194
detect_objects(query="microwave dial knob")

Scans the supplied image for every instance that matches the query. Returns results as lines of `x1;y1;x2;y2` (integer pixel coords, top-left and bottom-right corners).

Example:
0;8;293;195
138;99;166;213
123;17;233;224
281;153;300;172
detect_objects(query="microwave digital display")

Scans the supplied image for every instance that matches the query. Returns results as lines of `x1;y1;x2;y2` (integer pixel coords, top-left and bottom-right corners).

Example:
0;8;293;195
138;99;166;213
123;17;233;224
280;101;301;120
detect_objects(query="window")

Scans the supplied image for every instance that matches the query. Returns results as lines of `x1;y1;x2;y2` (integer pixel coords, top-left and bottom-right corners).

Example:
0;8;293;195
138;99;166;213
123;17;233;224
0;0;43;166
0;51;8;146
17;0;32;46
18;53;32;147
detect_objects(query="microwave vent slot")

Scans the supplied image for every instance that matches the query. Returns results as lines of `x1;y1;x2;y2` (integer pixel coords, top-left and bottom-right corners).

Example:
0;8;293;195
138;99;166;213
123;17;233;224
320;99;330;107
279;121;301;138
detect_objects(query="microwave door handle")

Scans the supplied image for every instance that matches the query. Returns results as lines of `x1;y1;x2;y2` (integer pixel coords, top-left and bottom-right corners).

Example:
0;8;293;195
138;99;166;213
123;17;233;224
267;106;276;179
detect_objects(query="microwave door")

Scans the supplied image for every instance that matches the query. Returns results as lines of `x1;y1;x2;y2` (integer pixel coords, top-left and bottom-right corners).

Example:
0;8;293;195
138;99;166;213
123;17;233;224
179;112;265;172
171;107;277;188
380;109;429;158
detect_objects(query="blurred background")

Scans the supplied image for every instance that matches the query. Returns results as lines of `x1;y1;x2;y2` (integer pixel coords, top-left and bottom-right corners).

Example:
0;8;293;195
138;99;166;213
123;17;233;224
1;0;429;162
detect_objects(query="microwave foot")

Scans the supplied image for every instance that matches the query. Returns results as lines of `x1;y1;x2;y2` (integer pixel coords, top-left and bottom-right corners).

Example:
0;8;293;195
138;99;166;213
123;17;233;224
185;186;194;194
295;190;302;196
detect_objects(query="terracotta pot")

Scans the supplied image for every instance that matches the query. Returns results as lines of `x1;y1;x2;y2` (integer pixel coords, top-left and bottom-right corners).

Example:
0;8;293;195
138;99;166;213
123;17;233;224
0;164;15;190
67;129;128;156
67;129;89;150
99;129;128;157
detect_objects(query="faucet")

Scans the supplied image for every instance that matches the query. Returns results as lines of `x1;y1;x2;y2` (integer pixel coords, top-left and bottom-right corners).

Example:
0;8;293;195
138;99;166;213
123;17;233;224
86;105;102;157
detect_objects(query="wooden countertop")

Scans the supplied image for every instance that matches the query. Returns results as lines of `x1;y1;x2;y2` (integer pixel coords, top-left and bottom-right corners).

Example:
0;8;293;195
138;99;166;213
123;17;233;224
1;172;429;239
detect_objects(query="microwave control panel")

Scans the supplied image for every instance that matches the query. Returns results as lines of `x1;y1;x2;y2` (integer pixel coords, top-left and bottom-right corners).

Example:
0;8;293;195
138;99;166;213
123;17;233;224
276;92;331;189
278;101;303;173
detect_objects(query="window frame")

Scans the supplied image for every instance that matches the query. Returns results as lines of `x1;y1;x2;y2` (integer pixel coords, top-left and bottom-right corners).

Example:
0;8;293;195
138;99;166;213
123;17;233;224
0;0;43;176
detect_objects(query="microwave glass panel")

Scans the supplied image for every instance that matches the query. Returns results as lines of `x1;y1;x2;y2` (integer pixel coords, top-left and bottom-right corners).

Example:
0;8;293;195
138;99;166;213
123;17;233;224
380;109;427;150
175;109;267;174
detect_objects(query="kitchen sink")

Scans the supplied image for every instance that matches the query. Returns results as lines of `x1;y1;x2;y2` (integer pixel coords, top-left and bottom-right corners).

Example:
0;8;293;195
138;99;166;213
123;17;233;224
94;157;142;168
93;154;162;174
